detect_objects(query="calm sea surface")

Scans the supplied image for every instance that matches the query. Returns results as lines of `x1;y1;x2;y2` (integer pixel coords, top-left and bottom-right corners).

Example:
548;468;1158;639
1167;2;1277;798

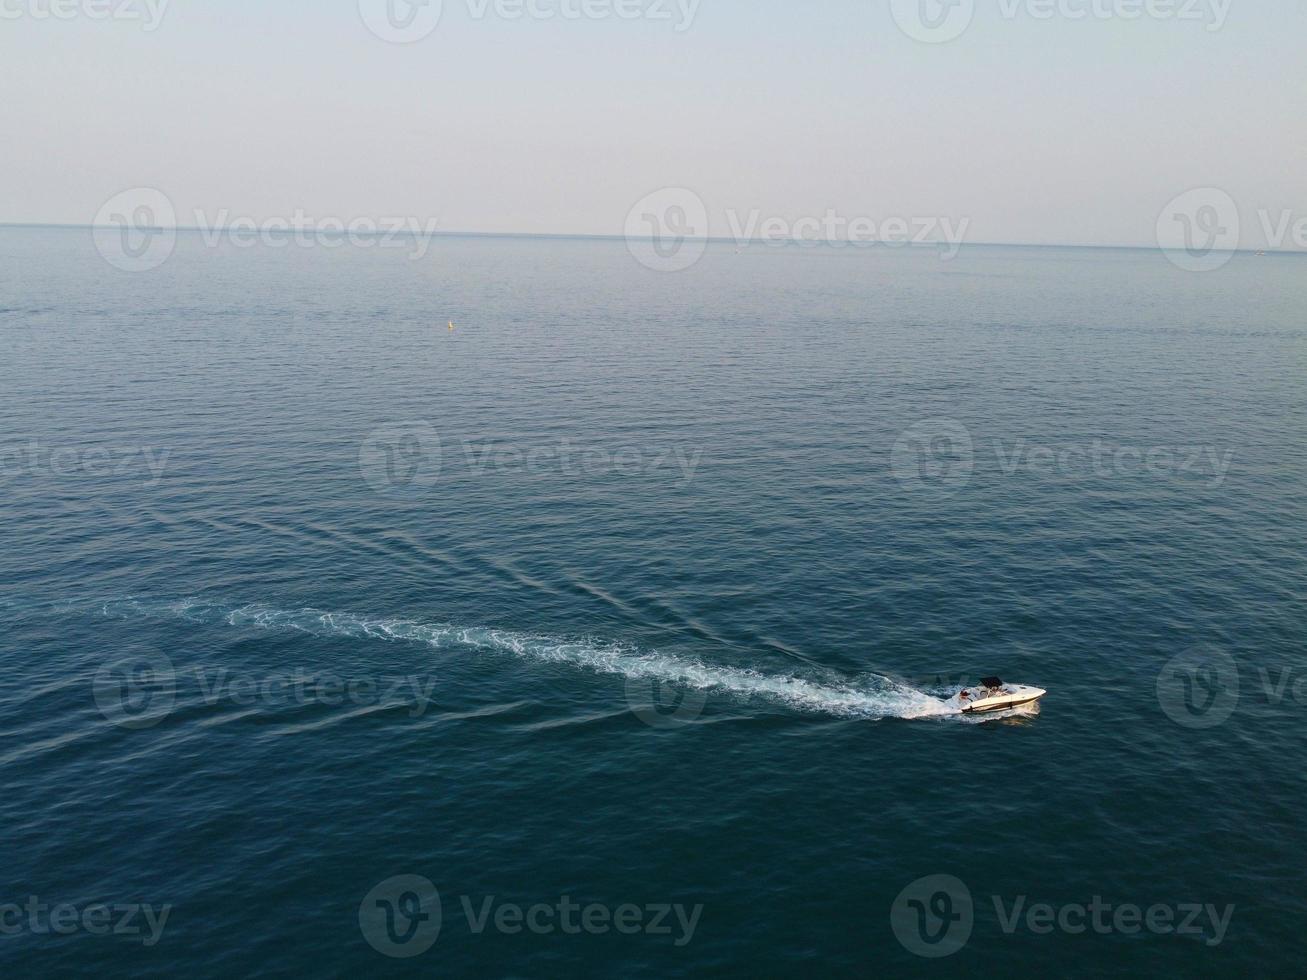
1;227;1305;977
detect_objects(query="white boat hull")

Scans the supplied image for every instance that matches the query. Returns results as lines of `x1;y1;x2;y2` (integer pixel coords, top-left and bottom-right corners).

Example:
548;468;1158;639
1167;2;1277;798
961;686;1047;714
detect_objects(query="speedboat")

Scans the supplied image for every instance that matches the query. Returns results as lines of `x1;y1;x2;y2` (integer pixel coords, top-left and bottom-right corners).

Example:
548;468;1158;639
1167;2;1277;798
959;676;1046;715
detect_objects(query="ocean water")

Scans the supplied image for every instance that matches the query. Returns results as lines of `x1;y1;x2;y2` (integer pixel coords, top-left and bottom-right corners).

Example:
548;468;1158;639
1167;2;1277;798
1;226;1304;977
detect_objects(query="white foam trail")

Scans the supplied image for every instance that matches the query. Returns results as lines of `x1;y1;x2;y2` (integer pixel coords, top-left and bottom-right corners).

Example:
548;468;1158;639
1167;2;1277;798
100;598;957;721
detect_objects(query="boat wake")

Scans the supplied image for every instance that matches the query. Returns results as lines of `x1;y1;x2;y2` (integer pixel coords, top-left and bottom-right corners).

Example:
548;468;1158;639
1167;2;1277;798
97;597;961;722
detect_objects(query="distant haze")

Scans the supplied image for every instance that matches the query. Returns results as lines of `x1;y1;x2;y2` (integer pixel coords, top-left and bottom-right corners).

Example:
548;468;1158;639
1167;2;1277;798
2;0;1305;249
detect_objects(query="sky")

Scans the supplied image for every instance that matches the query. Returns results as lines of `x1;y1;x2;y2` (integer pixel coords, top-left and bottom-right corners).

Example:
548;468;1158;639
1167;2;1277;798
1;0;1304;248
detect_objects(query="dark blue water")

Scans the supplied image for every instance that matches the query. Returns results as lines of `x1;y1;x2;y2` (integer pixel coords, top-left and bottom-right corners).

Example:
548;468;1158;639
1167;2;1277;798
2;227;1305;977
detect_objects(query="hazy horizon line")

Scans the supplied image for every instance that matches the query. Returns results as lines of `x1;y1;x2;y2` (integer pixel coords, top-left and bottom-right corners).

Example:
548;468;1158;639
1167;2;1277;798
3;222;1304;256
